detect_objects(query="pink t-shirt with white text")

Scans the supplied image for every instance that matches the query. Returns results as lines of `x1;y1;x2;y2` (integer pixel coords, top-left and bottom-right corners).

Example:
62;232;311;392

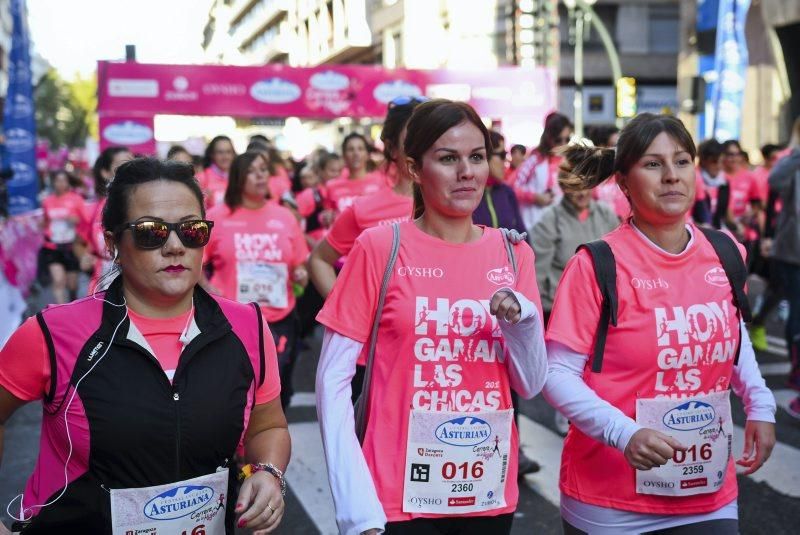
205;203;309;323
325;172;385;214
546;222;743;514
727;169;763;218
317;221;543;522
42;192;85;247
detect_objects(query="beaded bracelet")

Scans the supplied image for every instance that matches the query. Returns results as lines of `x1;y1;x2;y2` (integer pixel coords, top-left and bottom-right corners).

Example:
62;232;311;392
238;463;287;496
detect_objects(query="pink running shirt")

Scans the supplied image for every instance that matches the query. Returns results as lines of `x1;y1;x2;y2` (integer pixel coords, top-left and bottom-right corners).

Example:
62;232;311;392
326;188;413;255
42;192;85;248
198;166;228;209
726;169;763;218
546;222;744;514
204;202;310;323
317;221;543;522
324;172;384;214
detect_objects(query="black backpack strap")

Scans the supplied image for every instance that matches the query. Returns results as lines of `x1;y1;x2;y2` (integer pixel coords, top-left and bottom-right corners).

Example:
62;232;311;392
697;227;752;365
577;240;618;373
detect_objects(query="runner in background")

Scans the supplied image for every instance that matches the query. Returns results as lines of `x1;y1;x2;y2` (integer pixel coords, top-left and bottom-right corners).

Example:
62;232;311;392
511;112;572;230
198;135;236;209
40;170;85;304
696;139;733;230
166;144;194;166
76;146;132;294
588;125;629;221
203;151;310;409
544;113;775;534
316;99;548;535
309;97;423;300
505;143;527;185
750;144;789;352
765;119;800;417
325;133;384;215
720;140;764;240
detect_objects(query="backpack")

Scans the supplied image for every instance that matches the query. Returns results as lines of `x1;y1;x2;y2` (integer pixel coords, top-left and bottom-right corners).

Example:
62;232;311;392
354;224;520;443
578;227;752;373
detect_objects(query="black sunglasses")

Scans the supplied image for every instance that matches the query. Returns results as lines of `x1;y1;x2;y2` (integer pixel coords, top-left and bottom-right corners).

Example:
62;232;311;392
493;150;508;159
116;220;214;249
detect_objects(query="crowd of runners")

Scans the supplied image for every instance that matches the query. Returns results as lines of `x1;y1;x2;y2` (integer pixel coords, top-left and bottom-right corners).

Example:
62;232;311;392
2;97;799;534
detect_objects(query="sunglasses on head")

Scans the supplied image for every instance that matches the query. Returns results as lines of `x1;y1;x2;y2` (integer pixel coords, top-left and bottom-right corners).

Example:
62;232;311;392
388;95;430;108
116;220;214;249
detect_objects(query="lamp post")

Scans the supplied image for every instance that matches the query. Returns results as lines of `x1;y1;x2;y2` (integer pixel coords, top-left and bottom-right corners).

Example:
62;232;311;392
562;0;624;132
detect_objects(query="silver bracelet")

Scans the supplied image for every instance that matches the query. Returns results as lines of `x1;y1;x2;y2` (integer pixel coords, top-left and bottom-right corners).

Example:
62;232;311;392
253;462;287;496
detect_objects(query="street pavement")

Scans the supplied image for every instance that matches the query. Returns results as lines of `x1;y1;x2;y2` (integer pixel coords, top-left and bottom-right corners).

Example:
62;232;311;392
1;281;799;534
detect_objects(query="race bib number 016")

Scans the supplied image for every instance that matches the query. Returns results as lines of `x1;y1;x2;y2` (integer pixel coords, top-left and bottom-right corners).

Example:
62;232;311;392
110;469;228;535
237;261;288;308
402;409;512;514
636;390;732;497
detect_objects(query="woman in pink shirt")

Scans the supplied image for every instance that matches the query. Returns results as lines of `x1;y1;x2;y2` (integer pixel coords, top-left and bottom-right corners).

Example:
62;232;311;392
316;100;548;534
511;112;573;230
40;170;85;303
325;133;385;214
203;151;310;409
75;146;132;294
544;114;776;534
198;135;236;209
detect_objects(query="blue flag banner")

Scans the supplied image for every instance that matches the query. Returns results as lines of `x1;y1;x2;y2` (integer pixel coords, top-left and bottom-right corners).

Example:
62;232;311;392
3;0;38;215
709;0;750;141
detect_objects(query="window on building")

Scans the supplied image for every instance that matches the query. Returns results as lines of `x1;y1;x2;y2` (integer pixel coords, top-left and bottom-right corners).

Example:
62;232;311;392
648;5;679;54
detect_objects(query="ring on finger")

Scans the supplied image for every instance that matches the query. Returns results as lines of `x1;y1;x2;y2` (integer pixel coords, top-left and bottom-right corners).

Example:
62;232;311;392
267;503;275;513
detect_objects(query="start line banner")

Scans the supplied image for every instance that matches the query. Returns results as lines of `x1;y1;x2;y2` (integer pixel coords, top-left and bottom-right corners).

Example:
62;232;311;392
97;61;556;134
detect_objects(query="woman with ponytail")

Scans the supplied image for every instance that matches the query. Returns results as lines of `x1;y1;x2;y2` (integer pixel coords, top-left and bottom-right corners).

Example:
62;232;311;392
315;99;548;535
543;113;776;534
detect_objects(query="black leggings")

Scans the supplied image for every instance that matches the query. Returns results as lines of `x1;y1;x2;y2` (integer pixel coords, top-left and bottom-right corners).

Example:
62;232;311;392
385;513;514;535
562;518;739;534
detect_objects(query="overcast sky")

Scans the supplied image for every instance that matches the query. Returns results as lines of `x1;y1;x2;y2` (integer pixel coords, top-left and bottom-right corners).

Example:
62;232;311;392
28;0;214;79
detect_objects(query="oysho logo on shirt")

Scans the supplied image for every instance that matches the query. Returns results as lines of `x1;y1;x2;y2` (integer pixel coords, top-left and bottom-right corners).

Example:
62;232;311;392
705;267;728;287
397;266;444;278
486;267;515;286
630;277;669;290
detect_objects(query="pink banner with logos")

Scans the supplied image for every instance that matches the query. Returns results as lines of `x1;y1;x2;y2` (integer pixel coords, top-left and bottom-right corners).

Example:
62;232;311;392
97;61;556;122
98;114;156;154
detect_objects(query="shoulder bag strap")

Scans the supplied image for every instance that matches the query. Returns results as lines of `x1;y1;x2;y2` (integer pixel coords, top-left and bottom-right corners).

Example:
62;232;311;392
354;223;401;443
577;240;618;373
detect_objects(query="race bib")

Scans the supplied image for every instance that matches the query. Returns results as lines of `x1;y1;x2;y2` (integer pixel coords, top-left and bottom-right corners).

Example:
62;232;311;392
110;469;228;535
50;220;76;244
635;390;733;496
402;409;512;514
237;261;288;308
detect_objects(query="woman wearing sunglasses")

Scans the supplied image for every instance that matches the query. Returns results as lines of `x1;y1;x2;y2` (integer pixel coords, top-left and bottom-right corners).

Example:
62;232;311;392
510;111;573;230
316;100;548;535
203;151;310;410
0;158;290;534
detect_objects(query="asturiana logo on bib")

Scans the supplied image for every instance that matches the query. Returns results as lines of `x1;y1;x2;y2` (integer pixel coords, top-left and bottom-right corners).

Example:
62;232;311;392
486;267;514;286
704;267;728;287
663;400;716;431
143;485;214;520
435;416;491;447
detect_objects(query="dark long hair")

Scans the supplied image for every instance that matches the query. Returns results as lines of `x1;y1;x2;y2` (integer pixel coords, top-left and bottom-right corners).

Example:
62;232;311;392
203;135;235;169
92;146;130;198
224;151;268;211
536;112;573;156
403;99;492;219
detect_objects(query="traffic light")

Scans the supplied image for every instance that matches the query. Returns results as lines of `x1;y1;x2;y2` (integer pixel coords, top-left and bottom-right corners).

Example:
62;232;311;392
616;77;637;118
